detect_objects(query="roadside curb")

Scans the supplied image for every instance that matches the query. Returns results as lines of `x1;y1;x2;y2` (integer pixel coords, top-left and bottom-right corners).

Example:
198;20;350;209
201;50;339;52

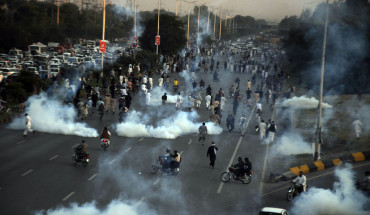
271;151;370;182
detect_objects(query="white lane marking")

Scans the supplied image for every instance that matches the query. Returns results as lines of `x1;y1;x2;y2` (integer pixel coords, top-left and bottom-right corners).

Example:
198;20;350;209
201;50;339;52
180;151;184;155
17;140;26;145
217;106;255;194
153;178;160;185
135;197;145;207
109;159;116;165
138;138;144;142
72;144;79;148
21;169;33;177
49;155;59;161
259;104;276;195
62;192;75;201
125;147;132;152
187;139;192;145
259;143;270;195
88;174;98;181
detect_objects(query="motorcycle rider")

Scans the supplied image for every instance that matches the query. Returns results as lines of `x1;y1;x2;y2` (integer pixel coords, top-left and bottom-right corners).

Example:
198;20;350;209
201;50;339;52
233;157;245;179
244;157;252;175
160;149;172;173
239;114;247;129
170;150;181;171
75;140;88;159
226;114;235;131
100;127;111;140
292;171;307;194
173;79;179;91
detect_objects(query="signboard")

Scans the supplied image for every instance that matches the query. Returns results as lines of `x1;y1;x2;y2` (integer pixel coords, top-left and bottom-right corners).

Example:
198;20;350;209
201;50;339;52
155;35;160;45
99;40;107;53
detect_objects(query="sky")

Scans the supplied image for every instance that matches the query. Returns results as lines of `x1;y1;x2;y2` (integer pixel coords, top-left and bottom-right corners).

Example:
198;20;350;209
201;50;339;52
111;0;326;22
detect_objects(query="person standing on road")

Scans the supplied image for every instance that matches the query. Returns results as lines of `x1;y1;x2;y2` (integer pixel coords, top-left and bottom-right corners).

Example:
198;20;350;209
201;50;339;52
198;122;208;145
352;118;364;139
162;93;167;106
23;113;34;137
259;119;267;141
110;95;117;114
207;142;218;168
267;121;277;143
145;91;151;106
104;94;111;113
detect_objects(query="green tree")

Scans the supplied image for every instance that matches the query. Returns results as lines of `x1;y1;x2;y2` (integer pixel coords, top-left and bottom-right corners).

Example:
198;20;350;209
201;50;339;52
139;13;186;55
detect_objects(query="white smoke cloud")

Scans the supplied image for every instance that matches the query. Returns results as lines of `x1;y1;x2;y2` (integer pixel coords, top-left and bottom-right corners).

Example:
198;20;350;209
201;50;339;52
281;96;333;109
149;86;184;105
270;132;312;156
290;165;370;215
8;93;98;137
36;200;144;215
115;110;222;139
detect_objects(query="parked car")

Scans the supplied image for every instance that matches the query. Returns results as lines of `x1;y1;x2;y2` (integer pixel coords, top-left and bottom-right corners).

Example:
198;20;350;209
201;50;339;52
259;207;288;215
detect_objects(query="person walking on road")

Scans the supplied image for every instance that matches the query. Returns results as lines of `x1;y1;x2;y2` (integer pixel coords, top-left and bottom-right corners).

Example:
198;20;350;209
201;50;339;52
207;142;218;168
162;93;167;106
267;121;277;143
176;92;182;109
352;118;364;139
23;113;34;137
198;122;208;145
145;91;151;106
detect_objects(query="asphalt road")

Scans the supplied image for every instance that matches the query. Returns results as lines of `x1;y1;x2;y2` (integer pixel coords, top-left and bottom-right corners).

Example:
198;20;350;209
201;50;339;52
0;53;366;215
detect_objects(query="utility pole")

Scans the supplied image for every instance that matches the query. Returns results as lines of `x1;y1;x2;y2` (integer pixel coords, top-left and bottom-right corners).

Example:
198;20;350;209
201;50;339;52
213;9;217;40
101;0;106;79
156;0;160;55
133;0;137;60
207;8;210;34
219;10;222;41
197;5;200;44
187;7;190;48
314;0;329;161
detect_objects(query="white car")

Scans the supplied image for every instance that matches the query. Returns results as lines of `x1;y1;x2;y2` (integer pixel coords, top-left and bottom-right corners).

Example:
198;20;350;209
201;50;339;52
259;207;288;215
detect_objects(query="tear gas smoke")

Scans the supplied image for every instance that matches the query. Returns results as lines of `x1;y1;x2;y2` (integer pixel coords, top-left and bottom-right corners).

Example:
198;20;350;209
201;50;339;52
281;96;333;109
115;110;222;139
8;93;98;137
35;200;144;215
148;86;185;105
290;165;370;215
270;132;312;156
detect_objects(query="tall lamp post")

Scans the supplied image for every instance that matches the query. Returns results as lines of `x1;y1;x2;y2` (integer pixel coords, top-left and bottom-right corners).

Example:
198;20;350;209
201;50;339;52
133;0;137;60
100;0;106;78
156;0;160;55
314;0;329;161
219;10;222;41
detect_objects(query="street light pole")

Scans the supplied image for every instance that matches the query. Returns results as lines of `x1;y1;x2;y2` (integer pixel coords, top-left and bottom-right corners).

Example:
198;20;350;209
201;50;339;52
101;0;106;79
134;0;137;60
314;0;329;161
156;0;160;55
187;7;190;48
219;10;222;41
207;8;210;34
213;9;217;40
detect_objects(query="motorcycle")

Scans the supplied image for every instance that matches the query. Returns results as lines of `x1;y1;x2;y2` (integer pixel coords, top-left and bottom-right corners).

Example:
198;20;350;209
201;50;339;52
173;85;179;93
100;138;110;151
227;123;233;132
150;156;180;176
239;119;247;136
220;167;253;184
72;152;90;167
287;182;307;201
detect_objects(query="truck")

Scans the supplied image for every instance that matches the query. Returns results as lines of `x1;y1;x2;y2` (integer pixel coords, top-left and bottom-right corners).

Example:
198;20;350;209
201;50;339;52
28;43;48;55
9;48;23;59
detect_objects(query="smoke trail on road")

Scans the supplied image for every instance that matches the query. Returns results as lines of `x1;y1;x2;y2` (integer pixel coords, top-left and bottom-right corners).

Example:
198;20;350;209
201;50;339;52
8;93;98;137
148;86;185;105
270;132;312;156
290;165;370;215
281;96;333;109
115;110;222;139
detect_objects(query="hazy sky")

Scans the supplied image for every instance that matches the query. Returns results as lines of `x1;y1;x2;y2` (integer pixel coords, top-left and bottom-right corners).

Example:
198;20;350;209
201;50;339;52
111;0;326;22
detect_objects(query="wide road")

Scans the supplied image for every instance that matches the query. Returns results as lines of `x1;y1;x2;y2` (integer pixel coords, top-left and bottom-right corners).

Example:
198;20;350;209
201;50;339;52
1;53;364;215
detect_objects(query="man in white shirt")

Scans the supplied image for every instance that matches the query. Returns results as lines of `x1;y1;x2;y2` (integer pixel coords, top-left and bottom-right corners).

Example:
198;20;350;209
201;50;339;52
23;113;34;137
292;171;307;193
352;119;364;139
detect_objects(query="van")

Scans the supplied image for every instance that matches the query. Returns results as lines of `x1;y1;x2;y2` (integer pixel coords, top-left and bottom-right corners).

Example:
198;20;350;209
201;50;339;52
68;57;81;65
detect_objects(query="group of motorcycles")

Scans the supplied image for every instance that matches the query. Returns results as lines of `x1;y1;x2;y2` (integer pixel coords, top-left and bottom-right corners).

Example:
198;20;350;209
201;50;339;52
72;135;111;167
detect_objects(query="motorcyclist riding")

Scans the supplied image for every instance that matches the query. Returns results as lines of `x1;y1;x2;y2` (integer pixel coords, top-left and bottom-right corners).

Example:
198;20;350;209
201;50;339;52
233;157;245;179
292;171;307;194
226;114;235;131
100;127;111;140
170;150;181;171
244;157;252;175
160;149;172;173
75;140;88;159
239;115;247;128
